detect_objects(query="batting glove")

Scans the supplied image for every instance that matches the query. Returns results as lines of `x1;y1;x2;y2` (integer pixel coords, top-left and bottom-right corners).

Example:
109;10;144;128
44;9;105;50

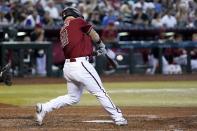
95;42;107;56
96;47;107;56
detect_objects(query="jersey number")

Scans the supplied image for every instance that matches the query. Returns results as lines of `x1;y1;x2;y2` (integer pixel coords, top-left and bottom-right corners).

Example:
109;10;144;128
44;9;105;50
60;29;69;48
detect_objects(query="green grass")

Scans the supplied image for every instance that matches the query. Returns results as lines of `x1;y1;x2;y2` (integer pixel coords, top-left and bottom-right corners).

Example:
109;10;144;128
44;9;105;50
0;81;197;107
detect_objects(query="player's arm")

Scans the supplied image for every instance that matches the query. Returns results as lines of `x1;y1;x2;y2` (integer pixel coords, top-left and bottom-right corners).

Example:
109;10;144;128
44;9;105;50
88;28;107;56
79;18;106;55
88;29;118;68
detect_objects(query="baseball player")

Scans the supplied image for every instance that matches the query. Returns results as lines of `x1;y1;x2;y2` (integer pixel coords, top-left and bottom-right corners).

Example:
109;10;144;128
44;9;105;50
0;63;12;86
36;7;127;126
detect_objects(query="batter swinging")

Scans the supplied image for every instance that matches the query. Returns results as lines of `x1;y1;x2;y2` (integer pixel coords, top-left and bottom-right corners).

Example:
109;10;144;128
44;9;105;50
36;7;127;126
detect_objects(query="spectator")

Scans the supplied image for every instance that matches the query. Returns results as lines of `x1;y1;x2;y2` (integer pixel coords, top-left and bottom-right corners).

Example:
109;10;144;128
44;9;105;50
192;33;197;41
41;11;54;26
22;8;41;27
134;0;148;12
160;0;174;12
120;1;133;23
0;2;12;25
88;10;101;26
151;12;163;28
78;2;89;20
176;5;189;27
31;23;44;42
133;5;149;27
54;0;66;14
161;9;177;28
21;0;46;6
101;22;118;44
30;23;46;76
0;9;9;25
1;0;196;29
107;0;121;10
44;0;59;20
120;1;133;16
173;0;182;11
97;0;108;20
83;0;97;20
35;0;45;17
11;1;27;25
190;9;197;27
153;0;162;13
146;8;156;24
102;9;117;26
188;0;197;13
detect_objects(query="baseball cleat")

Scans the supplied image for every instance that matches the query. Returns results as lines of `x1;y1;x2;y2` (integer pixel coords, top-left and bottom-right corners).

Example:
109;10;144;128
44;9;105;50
114;117;128;126
36;103;46;125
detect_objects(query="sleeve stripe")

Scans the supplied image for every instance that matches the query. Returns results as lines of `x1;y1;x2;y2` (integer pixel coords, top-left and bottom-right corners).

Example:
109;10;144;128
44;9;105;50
86;26;93;35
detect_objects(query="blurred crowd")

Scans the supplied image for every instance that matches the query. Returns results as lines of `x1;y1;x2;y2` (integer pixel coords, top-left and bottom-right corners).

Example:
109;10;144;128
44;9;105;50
0;0;197;28
1;0;197;76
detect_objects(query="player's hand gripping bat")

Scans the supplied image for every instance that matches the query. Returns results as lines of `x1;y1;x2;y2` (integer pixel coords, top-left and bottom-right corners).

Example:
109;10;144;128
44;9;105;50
93;49;118;69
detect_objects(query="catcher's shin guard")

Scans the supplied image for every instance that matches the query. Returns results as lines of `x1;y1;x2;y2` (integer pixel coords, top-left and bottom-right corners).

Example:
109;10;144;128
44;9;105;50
0;63;12;86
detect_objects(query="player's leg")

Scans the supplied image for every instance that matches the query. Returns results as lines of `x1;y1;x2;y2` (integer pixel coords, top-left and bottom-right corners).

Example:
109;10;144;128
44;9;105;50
80;61;127;125
42;82;83;112
36;81;83;125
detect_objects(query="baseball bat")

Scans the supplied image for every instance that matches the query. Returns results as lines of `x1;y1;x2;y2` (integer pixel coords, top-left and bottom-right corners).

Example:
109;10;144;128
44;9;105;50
93;51;118;69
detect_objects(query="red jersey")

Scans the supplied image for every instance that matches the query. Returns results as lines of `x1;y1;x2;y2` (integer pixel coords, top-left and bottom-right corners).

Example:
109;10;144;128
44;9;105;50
60;18;93;59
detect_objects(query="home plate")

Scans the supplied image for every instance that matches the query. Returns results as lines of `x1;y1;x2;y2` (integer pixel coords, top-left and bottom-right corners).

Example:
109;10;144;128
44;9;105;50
82;120;114;123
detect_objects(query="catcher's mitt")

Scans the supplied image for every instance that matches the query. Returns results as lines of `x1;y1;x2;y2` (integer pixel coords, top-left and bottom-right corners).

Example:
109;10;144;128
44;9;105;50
0;63;12;86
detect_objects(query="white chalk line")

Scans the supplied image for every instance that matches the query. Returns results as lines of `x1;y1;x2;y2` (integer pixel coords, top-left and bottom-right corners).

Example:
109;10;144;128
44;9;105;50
127;114;159;119
82;114;197;124
99;114;159;119
82;120;114;123
82;114;158;123
83;88;197;94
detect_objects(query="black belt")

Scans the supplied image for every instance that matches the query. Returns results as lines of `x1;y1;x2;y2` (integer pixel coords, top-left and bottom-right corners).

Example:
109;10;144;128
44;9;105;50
68;58;76;62
65;56;89;62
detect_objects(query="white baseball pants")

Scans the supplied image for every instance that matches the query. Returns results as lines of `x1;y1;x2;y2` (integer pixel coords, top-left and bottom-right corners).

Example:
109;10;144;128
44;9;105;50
41;57;123;121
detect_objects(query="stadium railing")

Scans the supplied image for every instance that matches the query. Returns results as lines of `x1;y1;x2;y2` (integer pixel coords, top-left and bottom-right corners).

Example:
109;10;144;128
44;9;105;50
0;41;52;77
116;41;197;74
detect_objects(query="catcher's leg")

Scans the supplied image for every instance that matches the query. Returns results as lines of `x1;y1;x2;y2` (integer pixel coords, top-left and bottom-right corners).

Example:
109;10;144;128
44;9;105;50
0;73;3;82
0;63;12;86
0;78;2;82
80;61;127;125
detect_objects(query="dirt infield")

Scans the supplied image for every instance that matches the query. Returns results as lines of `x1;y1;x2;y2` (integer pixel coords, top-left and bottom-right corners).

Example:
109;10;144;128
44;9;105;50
1;74;197;130
0;105;197;131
